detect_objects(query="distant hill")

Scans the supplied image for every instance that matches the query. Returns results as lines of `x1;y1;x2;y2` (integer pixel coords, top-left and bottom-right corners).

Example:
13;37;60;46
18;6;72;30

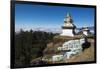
76;26;94;30
15;26;94;34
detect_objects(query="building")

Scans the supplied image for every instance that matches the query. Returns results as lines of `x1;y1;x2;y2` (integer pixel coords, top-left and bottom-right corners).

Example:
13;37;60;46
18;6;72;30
60;13;76;36
77;27;93;36
81;27;91;36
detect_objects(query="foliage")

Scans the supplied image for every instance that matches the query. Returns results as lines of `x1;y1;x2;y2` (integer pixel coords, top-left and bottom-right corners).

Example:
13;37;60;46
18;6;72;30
15;29;55;67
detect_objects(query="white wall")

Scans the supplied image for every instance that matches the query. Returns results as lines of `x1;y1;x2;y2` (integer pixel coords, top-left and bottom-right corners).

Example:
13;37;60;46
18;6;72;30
52;55;63;62
60;29;74;36
83;31;88;36
0;0;100;69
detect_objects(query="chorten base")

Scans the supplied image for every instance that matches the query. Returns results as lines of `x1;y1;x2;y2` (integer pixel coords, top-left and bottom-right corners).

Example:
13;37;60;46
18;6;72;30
60;29;74;37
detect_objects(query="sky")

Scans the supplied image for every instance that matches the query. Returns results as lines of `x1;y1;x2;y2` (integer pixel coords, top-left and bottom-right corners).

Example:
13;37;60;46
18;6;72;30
15;4;95;32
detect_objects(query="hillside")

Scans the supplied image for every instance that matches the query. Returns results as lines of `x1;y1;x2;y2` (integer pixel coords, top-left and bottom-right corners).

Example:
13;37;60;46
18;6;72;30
30;36;95;66
42;38;95;64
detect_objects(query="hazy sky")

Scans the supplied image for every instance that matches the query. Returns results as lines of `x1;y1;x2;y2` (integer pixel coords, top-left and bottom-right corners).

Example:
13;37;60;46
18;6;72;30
15;4;95;32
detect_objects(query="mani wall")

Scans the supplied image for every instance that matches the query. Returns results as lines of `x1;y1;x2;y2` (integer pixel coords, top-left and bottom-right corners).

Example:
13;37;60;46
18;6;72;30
52;38;85;62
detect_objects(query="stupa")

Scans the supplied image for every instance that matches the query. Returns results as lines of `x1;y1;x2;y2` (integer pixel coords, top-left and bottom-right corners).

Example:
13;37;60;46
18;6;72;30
60;13;76;36
81;27;91;36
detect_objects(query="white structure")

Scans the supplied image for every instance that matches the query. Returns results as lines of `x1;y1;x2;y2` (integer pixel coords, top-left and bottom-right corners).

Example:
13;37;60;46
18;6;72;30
58;38;85;51
64;51;78;59
57;38;85;59
82;27;90;36
60;13;76;36
52;55;63;62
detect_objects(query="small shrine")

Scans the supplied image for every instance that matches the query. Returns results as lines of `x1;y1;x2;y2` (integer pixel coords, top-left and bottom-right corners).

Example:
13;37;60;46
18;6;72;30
81;27;91;36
